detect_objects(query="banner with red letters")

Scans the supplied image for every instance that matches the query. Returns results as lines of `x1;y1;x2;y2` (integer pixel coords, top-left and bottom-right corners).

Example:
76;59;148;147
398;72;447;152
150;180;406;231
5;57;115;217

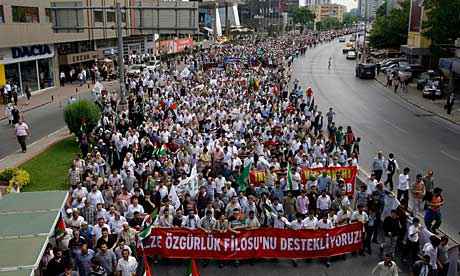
141;223;363;260
300;166;358;196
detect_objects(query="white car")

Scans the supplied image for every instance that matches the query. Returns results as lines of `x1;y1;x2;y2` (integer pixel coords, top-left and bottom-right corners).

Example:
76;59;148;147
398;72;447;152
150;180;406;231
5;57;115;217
145;60;160;72
346;51;357;60
126;64;145;75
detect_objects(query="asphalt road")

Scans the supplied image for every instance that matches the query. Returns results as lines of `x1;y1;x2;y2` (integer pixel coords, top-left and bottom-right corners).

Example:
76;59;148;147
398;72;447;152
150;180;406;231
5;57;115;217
149;252;395;276
0;92;91;160
292;38;460;240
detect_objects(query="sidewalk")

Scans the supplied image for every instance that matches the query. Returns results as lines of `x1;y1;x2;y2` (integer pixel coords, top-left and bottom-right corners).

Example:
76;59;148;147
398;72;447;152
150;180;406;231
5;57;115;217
375;75;460;124
0;127;71;170
1;80;119;121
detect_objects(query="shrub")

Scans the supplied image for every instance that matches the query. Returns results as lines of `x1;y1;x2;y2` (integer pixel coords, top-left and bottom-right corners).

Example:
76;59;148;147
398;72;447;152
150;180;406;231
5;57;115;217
64;99;101;137
0;168;31;192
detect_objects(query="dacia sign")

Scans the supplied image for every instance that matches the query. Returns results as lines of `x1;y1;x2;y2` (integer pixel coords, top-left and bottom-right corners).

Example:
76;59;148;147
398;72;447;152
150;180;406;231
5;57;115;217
11;45;53;59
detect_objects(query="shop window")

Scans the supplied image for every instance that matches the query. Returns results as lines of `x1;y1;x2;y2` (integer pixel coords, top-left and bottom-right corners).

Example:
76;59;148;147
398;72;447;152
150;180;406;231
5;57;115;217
20;60;39;92
38;59;54;89
94;10;104;23
45;8;53;24
107;11;116;22
0;6;4;23
12;6;40;23
5;64;20;93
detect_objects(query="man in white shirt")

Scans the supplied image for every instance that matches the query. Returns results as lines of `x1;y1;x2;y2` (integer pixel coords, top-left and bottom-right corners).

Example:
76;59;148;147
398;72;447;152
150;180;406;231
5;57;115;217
303;213;318;230
397;167;410;202
15;118;30;152
116;248;138;276
290;213;306;230
372;254;399;276
407;218;421;264
182;210;201;229
88;185;105;207
317;191;331;218
272;210;290;229
422;235;440;271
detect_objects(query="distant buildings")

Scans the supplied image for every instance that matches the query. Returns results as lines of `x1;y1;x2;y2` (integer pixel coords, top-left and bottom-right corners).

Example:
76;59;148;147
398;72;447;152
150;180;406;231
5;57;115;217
311;4;346;23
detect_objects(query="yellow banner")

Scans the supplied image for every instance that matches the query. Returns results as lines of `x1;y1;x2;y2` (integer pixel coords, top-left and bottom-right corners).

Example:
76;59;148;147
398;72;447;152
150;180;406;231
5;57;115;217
0;64;6;86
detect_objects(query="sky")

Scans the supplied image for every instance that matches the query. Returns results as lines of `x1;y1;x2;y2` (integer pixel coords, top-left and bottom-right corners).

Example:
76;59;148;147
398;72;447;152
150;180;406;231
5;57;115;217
333;0;358;11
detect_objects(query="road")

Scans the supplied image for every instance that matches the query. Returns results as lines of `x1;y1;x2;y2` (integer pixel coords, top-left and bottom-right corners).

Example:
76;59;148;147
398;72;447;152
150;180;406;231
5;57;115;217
292;38;460;239
149;253;393;276
0;92;91;159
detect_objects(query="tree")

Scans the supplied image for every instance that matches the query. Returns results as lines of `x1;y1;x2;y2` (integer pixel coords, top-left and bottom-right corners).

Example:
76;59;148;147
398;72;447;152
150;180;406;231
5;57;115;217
342;12;358;27
64;99;101;137
368;0;410;49
423;0;460;56
317;17;342;31
290;7;315;26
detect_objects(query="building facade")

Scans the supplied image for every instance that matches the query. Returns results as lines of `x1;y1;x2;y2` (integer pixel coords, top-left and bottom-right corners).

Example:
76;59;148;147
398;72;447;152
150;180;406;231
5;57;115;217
358;0;384;20
0;0;198;94
311;4;345;23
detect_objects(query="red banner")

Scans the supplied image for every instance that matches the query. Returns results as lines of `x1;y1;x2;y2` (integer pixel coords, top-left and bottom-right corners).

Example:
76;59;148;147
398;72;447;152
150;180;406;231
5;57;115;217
175;38;193;53
141;223;363;260
300;166;358;196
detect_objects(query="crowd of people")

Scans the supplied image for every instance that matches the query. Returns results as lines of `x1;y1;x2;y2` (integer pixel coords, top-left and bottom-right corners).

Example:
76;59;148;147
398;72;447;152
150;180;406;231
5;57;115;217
37;31;452;276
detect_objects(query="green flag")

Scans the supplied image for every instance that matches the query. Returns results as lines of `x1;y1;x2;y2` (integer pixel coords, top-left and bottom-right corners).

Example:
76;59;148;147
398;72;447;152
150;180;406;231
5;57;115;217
287;163;293;191
237;161;252;192
138;209;158;241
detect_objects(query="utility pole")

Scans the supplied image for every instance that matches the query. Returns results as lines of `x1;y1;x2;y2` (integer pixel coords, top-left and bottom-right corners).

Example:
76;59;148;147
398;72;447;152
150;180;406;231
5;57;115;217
361;0;368;63
115;3;126;105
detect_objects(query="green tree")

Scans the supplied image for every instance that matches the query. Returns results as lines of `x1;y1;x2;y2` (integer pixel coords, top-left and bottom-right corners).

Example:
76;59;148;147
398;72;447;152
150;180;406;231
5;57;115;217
368;0;410;49
423;0;460;56
290;7;315;26
342;12;358;27
64;99;101;137
317;17;342;31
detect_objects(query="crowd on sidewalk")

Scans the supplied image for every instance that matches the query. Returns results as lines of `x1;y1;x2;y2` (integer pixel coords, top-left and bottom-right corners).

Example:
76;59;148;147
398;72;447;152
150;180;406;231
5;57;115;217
36;31;452;276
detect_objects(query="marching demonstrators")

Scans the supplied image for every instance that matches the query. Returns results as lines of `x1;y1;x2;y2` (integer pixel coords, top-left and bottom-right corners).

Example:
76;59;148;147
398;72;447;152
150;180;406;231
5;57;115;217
38;31;452;276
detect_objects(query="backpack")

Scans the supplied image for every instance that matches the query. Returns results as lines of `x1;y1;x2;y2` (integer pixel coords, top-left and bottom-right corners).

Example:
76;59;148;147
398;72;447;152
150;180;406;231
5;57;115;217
387;159;396;173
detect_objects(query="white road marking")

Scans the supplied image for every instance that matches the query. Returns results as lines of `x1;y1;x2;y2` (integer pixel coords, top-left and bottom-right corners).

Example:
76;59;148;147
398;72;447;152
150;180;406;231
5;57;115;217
440;150;460;162
382;118;409;134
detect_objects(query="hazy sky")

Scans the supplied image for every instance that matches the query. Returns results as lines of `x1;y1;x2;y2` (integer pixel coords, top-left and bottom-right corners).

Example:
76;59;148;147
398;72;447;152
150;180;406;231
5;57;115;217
333;0;358;11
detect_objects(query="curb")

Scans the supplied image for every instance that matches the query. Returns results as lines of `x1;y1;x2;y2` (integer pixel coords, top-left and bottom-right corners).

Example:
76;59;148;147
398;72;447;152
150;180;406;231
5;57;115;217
0;101;51;121
0;127;72;170
373;77;459;126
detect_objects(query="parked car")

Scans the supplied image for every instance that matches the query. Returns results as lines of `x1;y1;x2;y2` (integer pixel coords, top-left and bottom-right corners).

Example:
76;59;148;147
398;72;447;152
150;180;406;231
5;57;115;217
145;59;161;72
422;79;442;99
398;66;413;81
378;58;407;68
346;51;357;60
126;64;145;75
355;63;376;79
339;37;346;42
416;70;441;90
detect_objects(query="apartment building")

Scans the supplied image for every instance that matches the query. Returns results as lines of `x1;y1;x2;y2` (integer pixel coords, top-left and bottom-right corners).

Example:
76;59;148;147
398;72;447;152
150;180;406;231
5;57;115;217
311;3;345;23
0;0;198;94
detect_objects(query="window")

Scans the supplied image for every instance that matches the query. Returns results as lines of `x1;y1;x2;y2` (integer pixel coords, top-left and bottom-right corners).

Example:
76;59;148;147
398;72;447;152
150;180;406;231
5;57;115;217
94;10;103;23
45;8;53;23
0;6;4;23
12;6;40;23
107;11;116;22
121;11;126;23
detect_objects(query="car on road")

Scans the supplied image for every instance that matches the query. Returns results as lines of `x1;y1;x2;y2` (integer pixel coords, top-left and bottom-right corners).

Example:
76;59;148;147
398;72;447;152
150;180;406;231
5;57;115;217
422;80;442;99
355;63;376;79
145;59;161;72
343;47;355;54
349;36;356;42
126;64;145;75
346;51;357;60
339;37;346;42
416;70;441;90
